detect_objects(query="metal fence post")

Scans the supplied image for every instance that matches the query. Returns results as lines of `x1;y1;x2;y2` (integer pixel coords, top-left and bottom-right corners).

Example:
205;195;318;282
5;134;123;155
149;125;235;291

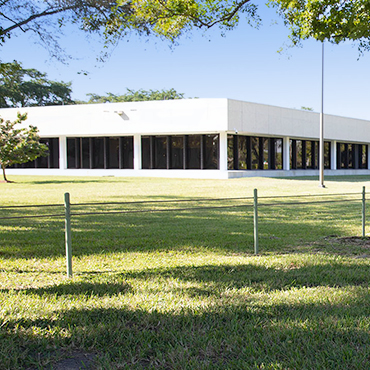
253;188;259;254
64;192;73;278
362;186;366;238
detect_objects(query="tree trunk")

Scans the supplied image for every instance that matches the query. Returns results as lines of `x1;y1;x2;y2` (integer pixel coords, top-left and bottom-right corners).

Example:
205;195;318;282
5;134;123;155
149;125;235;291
1;165;12;183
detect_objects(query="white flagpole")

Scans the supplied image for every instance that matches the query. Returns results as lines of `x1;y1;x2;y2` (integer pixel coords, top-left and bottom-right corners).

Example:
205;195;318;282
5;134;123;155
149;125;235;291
319;42;325;188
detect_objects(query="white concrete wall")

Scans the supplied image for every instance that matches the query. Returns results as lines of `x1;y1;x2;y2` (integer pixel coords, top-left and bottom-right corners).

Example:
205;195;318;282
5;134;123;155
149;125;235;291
227;100;370;144
0;99;229;137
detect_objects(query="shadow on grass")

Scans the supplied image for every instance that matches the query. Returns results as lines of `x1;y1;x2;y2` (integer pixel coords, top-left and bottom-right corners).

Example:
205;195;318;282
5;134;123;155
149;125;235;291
2;279;370;369
0;280;131;297
4;260;370;295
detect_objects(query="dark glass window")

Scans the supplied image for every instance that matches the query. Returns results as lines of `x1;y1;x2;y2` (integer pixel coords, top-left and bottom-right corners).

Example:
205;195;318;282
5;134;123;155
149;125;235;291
67;136;133;169
92;138;105;169
121;137;134;169
296;140;303;169
324;141;331;169
13;137;60;169
81;138;90;169
67;138;79;169
154;136;167;169
203;134;219;169
170;136;184;169
108;138;119;169
187;135;201;169
141;136;151;169
263;138;269;169
361;145;368;169
238;136;247;170
306;141;313;169
227;135;234;170
227;135;282;171
274;139;283;170
251;137;259;170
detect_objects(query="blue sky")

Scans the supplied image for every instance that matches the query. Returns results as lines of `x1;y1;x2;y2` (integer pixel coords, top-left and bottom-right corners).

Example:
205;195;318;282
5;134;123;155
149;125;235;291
1;4;370;120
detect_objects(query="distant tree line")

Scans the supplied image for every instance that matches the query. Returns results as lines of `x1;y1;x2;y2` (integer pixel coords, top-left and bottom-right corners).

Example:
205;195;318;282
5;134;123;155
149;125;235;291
0;61;186;108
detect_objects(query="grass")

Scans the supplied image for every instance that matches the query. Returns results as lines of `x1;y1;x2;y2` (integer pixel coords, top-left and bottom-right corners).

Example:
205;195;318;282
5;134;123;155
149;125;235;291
1;175;370;369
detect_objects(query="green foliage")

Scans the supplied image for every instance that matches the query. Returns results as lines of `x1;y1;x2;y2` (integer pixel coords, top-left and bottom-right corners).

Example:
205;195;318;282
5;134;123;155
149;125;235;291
0;113;48;182
0;61;74;108
106;0;260;42
270;0;370;53
1;0;370;60
0;0;260;59
81;88;186;103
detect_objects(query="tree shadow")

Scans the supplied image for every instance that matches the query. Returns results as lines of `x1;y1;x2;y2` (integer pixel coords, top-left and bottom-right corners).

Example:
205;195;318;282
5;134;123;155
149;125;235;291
2;272;370;369
0;280;131;297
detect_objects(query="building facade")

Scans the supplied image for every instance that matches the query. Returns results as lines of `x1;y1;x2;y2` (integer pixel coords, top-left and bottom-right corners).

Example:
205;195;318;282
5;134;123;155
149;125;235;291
2;98;370;179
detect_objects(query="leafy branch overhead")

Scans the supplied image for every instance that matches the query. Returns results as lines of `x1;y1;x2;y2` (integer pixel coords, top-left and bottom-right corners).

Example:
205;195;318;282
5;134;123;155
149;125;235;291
271;0;370;53
0;1;369;58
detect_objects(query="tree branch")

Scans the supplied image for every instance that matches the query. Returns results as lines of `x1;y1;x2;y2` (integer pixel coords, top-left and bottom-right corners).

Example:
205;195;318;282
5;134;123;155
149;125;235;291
0;5;78;36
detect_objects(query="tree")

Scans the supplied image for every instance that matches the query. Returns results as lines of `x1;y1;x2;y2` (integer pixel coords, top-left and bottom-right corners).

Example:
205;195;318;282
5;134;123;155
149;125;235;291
80;88;186;104
0;61;74;108
0;0;260;59
2;1;368;61
270;0;370;53
0;112;48;183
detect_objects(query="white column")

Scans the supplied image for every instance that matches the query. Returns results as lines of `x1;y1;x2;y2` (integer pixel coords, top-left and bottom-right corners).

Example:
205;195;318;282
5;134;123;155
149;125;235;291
331;141;337;170
283;137;290;170
219;132;228;171
59;136;67;170
133;134;141;170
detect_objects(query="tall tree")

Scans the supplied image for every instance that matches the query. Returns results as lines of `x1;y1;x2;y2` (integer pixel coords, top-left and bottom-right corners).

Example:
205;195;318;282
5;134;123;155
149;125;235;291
0;61;74;108
0;112;48;183
81;88;186;103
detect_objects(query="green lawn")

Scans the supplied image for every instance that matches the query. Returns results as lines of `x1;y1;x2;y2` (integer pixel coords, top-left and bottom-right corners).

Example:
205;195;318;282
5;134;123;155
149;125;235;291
1;175;370;369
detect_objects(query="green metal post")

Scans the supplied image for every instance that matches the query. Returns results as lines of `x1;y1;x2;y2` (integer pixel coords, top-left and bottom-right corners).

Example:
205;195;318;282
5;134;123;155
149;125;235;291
362;186;366;238
64;192;72;278
253;188;259;254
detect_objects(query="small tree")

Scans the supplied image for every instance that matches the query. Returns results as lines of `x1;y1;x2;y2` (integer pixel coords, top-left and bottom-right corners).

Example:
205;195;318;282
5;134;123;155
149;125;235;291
0;112;48;182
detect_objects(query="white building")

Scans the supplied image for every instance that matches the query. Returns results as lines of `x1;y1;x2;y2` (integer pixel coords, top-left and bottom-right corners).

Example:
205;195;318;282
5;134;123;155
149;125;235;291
2;98;370;179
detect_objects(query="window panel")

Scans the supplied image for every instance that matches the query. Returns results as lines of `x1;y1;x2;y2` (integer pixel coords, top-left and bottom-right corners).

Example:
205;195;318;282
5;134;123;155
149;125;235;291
170;136;184;169
141;136;151;169
203;134;219;169
263;138;269;169
361;145;368;169
296;140;303;169
238;136;247;170
154;136;167;169
92;137;104;169
227;135;234;170
186;135;201;169
251;137;259;170
324;141;331;169
275;139;283;170
121;137;134;169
